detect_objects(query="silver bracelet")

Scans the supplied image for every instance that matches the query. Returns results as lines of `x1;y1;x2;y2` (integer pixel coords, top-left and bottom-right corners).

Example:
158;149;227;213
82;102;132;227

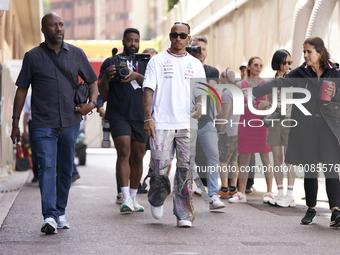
144;119;153;122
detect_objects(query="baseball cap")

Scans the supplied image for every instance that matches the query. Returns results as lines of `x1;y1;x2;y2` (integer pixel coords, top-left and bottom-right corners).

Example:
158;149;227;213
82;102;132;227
239;62;247;70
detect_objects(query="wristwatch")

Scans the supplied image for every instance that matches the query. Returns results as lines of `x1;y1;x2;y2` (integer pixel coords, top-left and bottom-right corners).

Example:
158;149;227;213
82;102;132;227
89;100;97;108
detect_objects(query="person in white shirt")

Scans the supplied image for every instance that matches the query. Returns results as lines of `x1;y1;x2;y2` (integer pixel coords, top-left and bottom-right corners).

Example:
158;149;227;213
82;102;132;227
143;22;205;228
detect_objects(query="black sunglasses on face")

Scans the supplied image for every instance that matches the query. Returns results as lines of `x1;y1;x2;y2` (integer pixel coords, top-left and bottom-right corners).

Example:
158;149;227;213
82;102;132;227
170;32;188;39
282;61;293;65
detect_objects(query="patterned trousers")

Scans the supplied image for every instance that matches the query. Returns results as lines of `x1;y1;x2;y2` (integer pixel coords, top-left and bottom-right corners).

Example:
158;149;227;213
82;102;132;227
147;129;197;222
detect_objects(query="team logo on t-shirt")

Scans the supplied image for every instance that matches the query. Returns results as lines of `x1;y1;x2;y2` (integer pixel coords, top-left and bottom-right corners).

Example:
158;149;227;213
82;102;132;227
163;59;174;79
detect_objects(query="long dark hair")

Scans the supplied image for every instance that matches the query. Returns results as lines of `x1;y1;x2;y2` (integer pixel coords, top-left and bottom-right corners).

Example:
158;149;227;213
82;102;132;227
271;49;291;70
303;37;333;69
246;57;262;78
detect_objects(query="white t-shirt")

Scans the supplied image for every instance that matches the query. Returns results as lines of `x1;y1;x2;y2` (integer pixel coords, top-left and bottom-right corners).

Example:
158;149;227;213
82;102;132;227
22;93;32;120
143;49;206;130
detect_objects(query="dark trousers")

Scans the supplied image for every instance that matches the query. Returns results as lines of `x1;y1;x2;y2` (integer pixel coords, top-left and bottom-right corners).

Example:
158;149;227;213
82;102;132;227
304;117;340;210
28;121;39;178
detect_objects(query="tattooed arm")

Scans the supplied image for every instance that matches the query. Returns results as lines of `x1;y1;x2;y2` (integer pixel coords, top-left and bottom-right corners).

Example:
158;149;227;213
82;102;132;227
143;87;155;140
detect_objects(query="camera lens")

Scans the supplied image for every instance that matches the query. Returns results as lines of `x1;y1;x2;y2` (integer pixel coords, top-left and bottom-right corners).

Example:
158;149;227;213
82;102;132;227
118;67;129;78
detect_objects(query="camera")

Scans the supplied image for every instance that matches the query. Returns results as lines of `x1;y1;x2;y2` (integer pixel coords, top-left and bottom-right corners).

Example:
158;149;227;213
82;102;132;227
186;44;201;54
263;107;284;127
112;55;131;80
111;49;150;80
102;120;111;148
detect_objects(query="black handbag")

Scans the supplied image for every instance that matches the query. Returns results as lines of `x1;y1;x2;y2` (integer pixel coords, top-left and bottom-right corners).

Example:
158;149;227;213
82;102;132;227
321;101;340;118
40;43;89;105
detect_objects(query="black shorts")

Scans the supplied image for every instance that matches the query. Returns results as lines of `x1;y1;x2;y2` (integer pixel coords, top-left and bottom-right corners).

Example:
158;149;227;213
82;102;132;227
110;120;148;144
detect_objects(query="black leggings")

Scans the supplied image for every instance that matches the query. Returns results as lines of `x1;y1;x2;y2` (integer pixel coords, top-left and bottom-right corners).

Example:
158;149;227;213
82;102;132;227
304;117;340;209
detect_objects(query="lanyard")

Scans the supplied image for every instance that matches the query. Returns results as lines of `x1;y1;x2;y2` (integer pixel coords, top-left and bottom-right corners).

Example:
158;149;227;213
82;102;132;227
248;78;260;87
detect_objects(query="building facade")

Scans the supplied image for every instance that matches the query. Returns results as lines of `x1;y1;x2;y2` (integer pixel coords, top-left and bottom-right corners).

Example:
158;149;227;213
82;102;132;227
0;0;42;180
50;0;165;40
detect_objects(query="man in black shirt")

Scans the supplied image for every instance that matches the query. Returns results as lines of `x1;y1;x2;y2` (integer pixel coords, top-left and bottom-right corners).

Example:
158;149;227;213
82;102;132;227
190;36;225;210
98;28;147;213
11;13;98;234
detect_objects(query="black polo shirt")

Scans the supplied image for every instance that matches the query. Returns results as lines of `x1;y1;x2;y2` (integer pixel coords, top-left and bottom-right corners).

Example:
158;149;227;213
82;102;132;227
16;42;97;128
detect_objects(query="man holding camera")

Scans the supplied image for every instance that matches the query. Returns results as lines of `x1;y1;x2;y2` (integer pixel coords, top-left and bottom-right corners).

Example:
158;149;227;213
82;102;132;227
143;22;205;227
98;28;147;213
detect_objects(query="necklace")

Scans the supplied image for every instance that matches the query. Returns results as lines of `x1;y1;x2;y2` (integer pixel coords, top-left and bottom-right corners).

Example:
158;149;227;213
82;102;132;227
248;78;260;87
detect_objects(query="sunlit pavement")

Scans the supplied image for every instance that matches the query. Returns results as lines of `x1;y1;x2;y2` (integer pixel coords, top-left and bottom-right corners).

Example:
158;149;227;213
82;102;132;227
0;148;338;255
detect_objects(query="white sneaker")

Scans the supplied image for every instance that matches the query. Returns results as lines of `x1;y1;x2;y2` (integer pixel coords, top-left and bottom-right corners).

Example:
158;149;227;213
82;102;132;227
268;194;284;206
193;188;202;196
177;219;192;228
263;192;275;204
151;205;163;219
229;192;246;203
209;195;226;210
115;192;123;204
277;195;296;207
120;196;134;213
131;197;144;212
57;215;70;229
41;217;58;234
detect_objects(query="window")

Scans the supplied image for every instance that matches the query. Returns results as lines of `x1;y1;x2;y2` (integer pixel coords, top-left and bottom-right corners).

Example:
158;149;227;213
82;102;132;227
65;21;72;28
65;2;72;8
50;2;62;9
77;17;93;25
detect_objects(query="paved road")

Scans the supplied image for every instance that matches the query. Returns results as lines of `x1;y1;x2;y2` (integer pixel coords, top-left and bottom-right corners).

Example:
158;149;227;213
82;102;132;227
0;149;339;255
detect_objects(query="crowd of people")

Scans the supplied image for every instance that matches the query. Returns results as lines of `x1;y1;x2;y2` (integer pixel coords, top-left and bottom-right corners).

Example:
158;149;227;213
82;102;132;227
10;12;340;234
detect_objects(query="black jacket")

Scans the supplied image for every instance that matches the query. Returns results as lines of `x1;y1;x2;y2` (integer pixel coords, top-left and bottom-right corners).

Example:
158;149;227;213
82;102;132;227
253;62;340;165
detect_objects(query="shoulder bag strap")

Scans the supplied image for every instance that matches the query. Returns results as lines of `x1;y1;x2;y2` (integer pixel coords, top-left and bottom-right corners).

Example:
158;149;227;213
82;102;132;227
40;43;79;91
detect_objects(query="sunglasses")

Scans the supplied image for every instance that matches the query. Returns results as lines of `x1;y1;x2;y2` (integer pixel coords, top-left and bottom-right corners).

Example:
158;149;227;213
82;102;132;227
170;32;188;39
282;61;293;65
254;63;263;68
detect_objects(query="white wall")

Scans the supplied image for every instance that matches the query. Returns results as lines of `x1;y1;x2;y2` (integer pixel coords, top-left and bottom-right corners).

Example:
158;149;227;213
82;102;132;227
159;0;340;78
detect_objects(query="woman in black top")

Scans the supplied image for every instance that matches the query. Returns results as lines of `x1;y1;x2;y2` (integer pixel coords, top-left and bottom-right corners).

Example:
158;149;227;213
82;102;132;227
252;37;340;227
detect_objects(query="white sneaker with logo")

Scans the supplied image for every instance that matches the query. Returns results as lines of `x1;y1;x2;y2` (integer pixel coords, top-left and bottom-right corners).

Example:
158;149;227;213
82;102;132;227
120;196;134;213
263;192;275;204
229;192;247;203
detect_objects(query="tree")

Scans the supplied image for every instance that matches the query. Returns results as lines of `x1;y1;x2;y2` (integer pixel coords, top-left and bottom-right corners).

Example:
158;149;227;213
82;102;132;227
167;0;179;12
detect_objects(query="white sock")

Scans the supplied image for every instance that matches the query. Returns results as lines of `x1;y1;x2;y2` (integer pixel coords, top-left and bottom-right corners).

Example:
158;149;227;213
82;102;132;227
277;185;284;197
287;185;294;197
121;186;130;197
130;188;138;198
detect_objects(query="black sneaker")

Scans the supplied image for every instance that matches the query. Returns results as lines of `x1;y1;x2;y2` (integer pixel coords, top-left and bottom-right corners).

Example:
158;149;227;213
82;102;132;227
31;176;39;183
330;209;340;227
72;173;80;183
137;183;148;194
300;208;316;225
